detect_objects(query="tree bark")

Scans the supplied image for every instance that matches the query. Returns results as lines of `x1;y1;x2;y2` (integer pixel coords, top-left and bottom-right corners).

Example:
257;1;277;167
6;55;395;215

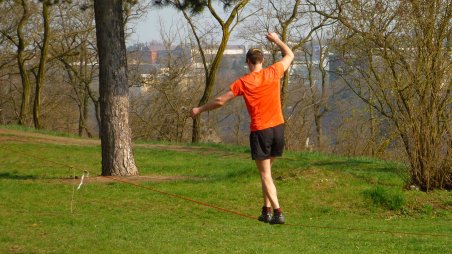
94;0;138;176
33;2;50;129
191;31;230;143
17;0;31;126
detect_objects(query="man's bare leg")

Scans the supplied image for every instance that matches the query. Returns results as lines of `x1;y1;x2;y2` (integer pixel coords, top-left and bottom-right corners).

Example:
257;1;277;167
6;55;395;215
256;158;280;209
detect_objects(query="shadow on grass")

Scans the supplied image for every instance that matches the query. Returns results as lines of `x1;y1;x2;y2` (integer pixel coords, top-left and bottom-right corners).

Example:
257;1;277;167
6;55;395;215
0;172;37;180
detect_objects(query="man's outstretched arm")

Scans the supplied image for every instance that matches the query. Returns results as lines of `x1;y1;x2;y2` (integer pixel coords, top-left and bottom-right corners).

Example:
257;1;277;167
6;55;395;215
266;32;294;72
190;91;235;118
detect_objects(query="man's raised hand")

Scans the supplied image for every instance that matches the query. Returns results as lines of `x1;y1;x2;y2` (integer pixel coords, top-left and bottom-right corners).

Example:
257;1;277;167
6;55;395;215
265;32;281;43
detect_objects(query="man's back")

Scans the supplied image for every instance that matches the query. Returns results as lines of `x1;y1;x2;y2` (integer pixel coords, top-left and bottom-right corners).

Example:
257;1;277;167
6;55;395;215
230;62;285;131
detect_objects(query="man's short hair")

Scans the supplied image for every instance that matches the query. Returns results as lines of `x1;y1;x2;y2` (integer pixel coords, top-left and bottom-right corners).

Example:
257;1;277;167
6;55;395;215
246;48;264;65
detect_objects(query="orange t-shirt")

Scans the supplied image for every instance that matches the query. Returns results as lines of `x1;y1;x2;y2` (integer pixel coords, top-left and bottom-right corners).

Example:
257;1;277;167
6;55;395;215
230;62;285;131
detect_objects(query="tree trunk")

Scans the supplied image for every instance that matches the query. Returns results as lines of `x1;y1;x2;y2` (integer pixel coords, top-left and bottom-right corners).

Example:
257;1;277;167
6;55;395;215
78;106;84;137
82;91;93;138
185;0;249;143
314;113;323;148
78;91;90;137
315;42;329;151
94;0;138;176
191;32;230;143
33;2;50;130
79;41;92;138
191;117;201;143
86;82;101;137
17;0;31;126
279;30;290;114
369;94;376;156
280;71;289;112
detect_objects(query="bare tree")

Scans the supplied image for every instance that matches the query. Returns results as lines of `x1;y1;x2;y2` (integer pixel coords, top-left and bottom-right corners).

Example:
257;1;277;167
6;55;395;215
0;0;34;125
158;0;251;142
311;0;451;190
31;1;51;129
1;1;73;129
129;21;202;142
302;30;331;150
0;5;22;124
52;3;99;137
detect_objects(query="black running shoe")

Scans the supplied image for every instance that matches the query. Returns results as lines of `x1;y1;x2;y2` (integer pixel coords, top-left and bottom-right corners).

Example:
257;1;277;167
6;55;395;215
258;207;272;223
269;212;285;225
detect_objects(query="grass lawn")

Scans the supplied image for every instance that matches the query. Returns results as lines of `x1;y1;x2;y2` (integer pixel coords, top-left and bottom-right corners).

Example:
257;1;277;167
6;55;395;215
0;126;451;253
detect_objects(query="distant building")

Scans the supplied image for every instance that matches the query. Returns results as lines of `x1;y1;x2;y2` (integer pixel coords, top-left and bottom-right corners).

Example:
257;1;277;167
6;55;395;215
127;42;247;75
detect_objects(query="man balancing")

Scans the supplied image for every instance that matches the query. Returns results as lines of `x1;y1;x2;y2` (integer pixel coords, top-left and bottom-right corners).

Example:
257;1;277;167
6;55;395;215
190;32;294;224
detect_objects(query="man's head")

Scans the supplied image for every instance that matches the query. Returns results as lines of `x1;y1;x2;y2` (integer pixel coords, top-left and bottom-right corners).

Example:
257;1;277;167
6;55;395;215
246;48;264;65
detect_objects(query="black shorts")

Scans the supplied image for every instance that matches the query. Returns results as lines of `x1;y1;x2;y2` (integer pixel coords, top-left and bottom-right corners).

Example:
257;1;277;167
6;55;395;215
249;124;285;160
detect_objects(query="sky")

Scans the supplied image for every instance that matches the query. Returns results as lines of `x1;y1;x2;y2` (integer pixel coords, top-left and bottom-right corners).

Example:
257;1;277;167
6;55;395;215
127;6;182;45
126;3;245;46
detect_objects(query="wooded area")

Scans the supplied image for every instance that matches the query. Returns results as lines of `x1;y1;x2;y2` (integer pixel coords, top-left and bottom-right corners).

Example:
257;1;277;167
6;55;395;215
0;0;450;190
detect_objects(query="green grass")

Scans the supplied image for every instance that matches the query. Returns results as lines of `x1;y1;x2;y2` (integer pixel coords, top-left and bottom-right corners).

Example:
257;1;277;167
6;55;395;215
364;185;406;210
0;126;451;253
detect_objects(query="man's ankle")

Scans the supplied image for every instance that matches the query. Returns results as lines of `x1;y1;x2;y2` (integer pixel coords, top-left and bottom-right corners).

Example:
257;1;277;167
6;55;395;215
262;206;271;213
